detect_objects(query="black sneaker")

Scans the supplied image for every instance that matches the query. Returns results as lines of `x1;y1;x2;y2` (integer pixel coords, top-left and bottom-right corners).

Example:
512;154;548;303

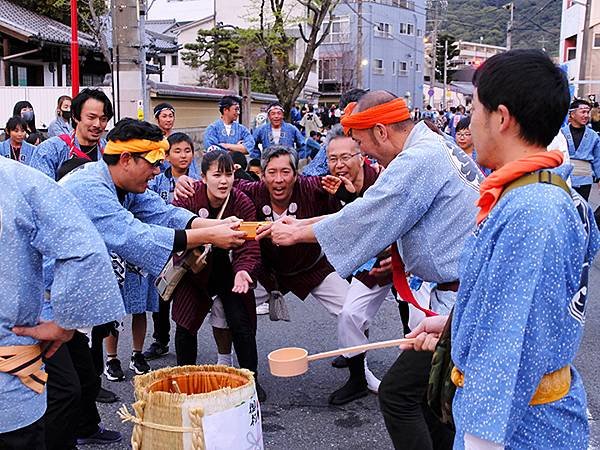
143;341;169;360
96;387;119;403
130;352;151;375
103;359;125;382
77;425;122;445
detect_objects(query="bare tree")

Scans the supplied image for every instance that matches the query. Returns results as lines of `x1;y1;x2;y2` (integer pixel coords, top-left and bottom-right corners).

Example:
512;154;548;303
254;0;340;113
80;0;112;69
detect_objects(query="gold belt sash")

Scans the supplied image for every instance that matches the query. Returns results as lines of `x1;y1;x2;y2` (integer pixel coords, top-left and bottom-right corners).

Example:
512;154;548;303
0;344;47;394
451;365;571;406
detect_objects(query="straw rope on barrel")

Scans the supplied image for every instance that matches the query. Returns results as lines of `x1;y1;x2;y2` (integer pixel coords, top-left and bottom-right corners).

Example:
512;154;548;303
119;365;263;450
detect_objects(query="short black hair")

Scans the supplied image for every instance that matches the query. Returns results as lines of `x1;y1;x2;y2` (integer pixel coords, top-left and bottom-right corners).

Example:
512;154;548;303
455;116;471;133
309;130;321;138
261;145;298;172
248;158;261;168
5;116;27;133
107;118;164;142
72;88;114;123
570;99;591;110
473;49;569;148
25;132;42;145
201;149;234;175
339;88;368;110
230;150;248;170
153;102;175;118
219;96;241;114
167;132;194;153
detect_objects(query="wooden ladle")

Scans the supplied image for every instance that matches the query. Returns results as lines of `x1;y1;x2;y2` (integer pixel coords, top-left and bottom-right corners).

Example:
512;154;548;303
267;338;416;377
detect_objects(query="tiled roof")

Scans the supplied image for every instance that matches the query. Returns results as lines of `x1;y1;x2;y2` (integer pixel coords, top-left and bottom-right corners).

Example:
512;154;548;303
0;0;97;48
103;16;179;53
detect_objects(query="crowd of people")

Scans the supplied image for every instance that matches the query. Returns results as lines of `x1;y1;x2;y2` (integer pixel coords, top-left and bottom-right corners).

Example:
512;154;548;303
1;48;599;450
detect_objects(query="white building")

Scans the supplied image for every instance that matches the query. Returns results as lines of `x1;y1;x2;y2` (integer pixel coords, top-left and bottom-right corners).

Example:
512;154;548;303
147;0;320;100
559;0;600;97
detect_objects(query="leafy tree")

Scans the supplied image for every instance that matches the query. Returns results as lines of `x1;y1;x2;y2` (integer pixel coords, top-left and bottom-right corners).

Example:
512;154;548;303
19;0;108;34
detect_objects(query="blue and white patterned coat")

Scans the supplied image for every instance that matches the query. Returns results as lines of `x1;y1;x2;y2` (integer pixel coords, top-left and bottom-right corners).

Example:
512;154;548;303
561;124;600;187
203;119;255;153
47;116;73;137
251;122;305;159
0;158;124;433
30;135;106;180
313;122;481;314
59;161;195;313
0;139;37;166
452;166;600;449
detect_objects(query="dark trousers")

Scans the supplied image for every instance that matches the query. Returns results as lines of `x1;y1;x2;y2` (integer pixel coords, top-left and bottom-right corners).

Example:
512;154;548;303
574;184;592;201
151;300;171;346
175;289;258;374
0;416;46;450
379;350;454;450
44;332;100;449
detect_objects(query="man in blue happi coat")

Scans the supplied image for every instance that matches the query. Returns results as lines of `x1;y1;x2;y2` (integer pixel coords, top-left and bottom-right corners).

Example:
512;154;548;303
560;98;600;200
203;96;255;154
251;102;304;159
405;50;600;450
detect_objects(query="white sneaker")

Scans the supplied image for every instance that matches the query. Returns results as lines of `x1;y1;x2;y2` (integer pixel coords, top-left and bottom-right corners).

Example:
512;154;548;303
365;360;381;393
256;303;270;315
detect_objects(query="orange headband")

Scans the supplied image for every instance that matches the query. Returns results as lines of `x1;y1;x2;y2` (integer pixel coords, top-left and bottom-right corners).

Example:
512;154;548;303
340;98;411;135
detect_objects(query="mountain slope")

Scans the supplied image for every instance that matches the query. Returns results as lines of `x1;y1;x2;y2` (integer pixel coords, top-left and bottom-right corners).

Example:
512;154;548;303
441;0;561;56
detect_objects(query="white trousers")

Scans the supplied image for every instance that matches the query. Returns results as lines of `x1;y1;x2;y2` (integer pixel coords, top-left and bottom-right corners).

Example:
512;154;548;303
337;278;392;358
209;274;348;328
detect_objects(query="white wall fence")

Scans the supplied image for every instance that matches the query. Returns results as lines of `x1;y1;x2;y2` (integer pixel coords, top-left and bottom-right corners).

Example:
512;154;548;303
0;86;113;130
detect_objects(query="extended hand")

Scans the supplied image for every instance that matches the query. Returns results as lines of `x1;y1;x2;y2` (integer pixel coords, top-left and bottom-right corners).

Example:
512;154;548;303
232;270;253;293
210;220;246;249
270;216;300;246
398;315;449;352
12;321;75;358
173;174;195;201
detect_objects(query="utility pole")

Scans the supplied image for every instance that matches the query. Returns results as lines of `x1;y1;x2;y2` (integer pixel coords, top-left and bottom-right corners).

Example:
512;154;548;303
139;0;149;120
355;0;363;89
443;39;448;110
429;0;438;107
504;2;514;50
579;0;592;98
111;0;144;120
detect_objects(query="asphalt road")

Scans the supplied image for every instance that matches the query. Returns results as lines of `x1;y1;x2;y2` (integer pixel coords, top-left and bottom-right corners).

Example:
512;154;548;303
86;191;600;449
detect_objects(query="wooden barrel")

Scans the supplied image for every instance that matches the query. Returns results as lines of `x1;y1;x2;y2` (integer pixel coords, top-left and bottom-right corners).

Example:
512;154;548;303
120;365;263;450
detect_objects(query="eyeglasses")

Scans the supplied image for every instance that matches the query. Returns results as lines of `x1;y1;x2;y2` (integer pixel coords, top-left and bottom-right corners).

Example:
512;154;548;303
328;152;361;165
132;154;163;168
456;132;472;139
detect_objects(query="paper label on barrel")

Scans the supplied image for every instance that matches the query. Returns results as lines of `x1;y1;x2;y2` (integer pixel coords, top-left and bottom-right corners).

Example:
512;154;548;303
181;393;263;450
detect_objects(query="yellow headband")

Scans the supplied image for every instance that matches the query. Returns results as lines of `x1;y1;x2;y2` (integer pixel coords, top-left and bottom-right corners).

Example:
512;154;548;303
104;138;169;164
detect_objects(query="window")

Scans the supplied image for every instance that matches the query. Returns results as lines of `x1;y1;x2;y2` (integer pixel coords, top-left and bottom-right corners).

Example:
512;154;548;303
373;58;384;74
594;33;600;48
392;60;397;75
416;63;421;72
417;29;422;37
398;61;408;76
564;34;577;62
171;54;178;66
399;22;414;35
319;57;339;80
375;22;392;38
566;47;577;61
322;16;350;44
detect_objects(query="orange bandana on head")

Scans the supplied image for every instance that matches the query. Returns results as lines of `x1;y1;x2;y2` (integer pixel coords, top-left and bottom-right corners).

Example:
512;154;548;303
475;150;564;225
340;98;411;135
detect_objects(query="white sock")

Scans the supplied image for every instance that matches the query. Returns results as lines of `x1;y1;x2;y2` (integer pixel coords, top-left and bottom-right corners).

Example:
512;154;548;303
217;352;233;366
364;359;381;393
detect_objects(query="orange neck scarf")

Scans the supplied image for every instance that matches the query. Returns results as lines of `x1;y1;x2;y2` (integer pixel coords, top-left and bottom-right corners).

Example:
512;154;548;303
340;98;411;135
475;150;564;225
